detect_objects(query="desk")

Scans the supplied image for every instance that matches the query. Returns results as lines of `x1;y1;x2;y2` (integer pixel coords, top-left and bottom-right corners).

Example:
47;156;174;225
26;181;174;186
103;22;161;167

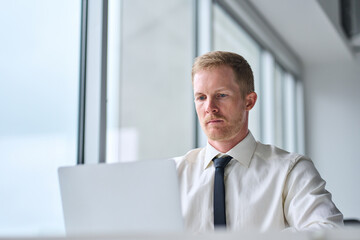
1;228;360;240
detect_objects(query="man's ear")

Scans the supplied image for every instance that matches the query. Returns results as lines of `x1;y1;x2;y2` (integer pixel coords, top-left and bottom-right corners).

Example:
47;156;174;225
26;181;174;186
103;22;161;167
245;92;257;111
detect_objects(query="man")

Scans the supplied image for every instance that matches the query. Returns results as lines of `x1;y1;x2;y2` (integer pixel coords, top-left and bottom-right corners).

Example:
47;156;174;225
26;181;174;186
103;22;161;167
174;51;343;232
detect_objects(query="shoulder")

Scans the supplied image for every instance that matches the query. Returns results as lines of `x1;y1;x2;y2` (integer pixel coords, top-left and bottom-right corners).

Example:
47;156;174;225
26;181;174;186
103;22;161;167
254;142;312;173
173;147;204;168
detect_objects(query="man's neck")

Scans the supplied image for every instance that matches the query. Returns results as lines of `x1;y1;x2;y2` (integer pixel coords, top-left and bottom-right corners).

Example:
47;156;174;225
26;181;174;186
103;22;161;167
208;129;249;153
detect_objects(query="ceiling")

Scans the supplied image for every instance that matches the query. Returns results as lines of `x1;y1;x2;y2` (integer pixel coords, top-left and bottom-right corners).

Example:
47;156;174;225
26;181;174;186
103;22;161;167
248;0;355;66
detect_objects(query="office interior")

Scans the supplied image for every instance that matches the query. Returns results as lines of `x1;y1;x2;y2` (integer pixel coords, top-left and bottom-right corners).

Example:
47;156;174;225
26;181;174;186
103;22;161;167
0;0;359;237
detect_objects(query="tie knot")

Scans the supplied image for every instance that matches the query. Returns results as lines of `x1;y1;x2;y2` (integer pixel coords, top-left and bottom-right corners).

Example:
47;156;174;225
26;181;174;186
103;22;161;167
213;156;232;168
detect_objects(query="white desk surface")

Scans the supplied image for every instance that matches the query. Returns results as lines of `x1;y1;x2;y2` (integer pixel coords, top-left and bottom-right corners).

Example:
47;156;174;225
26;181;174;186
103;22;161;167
1;228;360;240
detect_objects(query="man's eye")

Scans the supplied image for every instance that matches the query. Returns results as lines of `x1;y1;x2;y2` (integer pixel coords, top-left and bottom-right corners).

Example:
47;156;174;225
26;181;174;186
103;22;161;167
218;93;227;98
198;96;206;100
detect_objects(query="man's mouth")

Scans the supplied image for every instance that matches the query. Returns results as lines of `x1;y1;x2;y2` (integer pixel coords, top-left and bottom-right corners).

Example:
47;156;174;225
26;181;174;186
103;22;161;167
206;119;224;125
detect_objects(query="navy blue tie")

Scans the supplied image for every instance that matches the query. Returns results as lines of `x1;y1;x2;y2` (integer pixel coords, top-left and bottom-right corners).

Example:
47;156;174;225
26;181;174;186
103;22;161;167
212;155;232;228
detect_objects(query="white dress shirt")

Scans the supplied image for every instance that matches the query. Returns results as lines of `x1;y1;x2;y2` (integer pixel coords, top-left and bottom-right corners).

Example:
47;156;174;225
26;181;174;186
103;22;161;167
174;132;343;232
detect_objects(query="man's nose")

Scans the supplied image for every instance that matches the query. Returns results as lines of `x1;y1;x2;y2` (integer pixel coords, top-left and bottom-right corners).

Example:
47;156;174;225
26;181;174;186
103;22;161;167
205;98;219;113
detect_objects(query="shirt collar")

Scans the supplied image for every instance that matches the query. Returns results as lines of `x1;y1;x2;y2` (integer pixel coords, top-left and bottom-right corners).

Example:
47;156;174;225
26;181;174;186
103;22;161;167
203;131;257;169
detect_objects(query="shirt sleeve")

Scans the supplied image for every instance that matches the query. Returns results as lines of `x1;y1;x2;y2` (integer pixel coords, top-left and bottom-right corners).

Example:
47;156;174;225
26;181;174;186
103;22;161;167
283;158;343;231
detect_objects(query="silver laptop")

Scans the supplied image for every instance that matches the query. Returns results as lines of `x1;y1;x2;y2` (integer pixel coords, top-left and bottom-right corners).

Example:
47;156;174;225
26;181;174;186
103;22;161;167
58;159;183;235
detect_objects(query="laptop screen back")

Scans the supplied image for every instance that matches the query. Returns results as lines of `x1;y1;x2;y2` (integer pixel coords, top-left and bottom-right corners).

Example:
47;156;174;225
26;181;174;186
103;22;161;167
58;159;183;235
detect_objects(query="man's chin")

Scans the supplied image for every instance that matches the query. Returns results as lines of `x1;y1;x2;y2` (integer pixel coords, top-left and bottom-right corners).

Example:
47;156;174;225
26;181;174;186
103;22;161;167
205;131;229;142
204;126;240;142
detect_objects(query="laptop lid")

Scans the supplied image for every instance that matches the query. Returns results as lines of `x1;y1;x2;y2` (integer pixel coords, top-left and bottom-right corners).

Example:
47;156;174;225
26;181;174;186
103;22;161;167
58;159;183;235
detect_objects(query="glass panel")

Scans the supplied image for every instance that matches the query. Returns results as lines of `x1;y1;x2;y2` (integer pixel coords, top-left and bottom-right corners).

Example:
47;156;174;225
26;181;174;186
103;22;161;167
260;51;276;144
296;79;305;154
283;73;297;152
106;0;194;162
213;4;262;141
0;0;81;236
274;64;284;149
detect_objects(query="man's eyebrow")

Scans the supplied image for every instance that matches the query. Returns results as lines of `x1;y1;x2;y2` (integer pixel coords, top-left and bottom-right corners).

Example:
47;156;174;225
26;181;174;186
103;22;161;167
215;88;230;92
212;88;233;94
194;88;232;95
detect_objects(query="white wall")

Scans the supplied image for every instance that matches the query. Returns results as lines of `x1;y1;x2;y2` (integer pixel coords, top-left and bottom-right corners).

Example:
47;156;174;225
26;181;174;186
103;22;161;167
304;55;360;219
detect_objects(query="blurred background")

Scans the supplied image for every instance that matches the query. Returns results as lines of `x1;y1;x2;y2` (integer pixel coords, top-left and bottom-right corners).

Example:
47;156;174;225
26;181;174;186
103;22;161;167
0;0;359;237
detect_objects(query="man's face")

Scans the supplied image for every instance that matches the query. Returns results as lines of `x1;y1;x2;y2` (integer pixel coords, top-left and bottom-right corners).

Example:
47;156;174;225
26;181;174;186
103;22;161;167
193;66;250;143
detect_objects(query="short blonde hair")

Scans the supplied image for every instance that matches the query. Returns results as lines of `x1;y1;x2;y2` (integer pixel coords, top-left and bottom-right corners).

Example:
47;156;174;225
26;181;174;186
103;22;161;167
192;51;254;96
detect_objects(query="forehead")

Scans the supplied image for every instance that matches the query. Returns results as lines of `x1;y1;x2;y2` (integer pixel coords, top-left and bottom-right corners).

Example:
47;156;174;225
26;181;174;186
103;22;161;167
193;66;239;93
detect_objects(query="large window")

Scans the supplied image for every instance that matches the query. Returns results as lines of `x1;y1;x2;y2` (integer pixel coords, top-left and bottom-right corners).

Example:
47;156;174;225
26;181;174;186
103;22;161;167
106;0;194;162
213;2;304;153
104;0;305;160
0;0;81;236
213;4;262;141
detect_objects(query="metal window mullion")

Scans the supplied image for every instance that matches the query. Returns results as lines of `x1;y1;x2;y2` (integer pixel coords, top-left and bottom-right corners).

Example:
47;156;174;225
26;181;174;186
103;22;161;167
77;0;88;165
99;0;108;163
80;0;108;164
